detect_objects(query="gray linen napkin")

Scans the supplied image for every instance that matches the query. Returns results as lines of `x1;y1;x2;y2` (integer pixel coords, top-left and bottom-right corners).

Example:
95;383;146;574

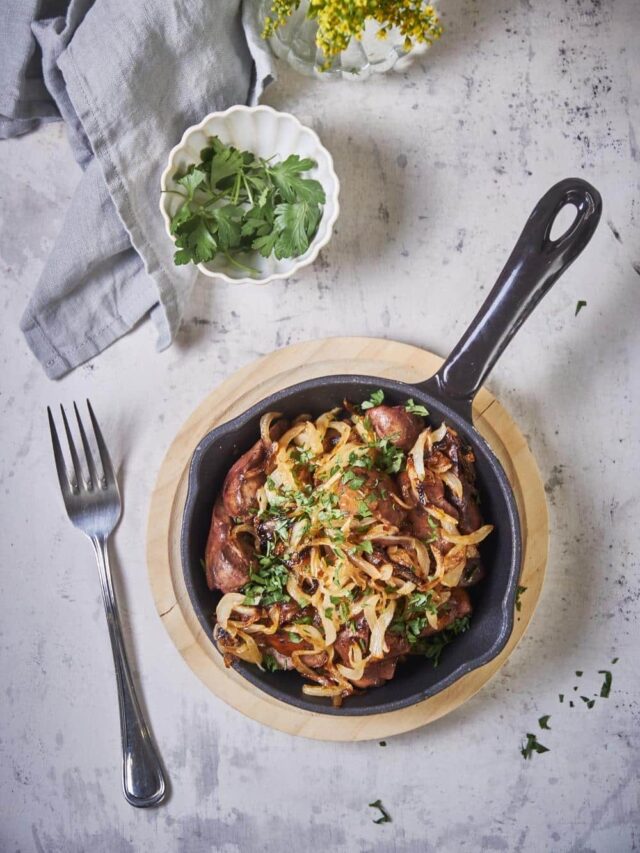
1;0;273;378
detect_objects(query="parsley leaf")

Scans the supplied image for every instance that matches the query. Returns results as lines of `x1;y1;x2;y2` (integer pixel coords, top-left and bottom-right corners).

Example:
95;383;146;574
575;299;587;316
176;168;206;199
405;399;429;416
361;389;385;410
538;715;551;730
267;155;326;204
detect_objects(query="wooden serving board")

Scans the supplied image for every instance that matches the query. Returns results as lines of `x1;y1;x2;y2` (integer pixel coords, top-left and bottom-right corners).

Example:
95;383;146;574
146;337;548;741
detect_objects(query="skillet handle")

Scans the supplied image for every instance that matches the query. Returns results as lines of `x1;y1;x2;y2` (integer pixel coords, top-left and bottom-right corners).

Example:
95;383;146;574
418;178;602;420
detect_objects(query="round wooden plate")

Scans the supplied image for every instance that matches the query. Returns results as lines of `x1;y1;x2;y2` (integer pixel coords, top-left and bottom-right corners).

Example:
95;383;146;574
147;337;548;741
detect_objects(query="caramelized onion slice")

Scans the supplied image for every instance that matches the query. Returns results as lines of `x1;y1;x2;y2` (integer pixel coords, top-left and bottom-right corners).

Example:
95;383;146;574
216;593;246;629
442;524;494;546
302;684;348;697
259;411;282;447
368;600;396;658
440;470;463;499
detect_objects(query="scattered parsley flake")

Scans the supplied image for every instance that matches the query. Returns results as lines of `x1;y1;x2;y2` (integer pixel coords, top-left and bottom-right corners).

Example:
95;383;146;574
575;670;583;677
611;657;619;664
379;741;387;747
559;694;564;703
598;670;612;698
538;715;551;730
575;299;587;316
368;799;392;824
521;732;549;760
515;585;527;612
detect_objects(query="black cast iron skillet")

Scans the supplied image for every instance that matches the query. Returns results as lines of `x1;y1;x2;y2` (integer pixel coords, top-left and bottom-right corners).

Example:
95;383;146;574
181;178;602;716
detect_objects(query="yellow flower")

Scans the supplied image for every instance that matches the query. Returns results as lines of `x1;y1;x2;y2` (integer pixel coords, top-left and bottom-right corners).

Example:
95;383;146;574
262;0;443;63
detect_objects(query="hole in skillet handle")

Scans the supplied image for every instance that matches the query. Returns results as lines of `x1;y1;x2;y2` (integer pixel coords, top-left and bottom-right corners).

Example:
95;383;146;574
549;203;578;242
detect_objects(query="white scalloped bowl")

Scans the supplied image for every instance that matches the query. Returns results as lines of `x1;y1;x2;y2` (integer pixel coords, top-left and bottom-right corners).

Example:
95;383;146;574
159;105;340;284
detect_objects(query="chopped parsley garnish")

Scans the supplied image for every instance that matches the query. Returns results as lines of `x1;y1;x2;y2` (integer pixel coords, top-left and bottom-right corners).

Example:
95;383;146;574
348;451;373;470
361;390;385;410
357;499;373;518
611;657;619;664
412;616;470;665
598;670;612;698
538;715;551;730
521;733;549;759
580;696;596;709
341;469;366;490
575;670;583;677
379;741;387;747
263;654;282;672
559;694;564;703
368;799;392;824
241;551;290;606
350;540;373;556
371;436;405;474
405;399;429;416
575;299;587;316
408;591;437;614
291;447;314;466
390;591;439;645
515;585;527;612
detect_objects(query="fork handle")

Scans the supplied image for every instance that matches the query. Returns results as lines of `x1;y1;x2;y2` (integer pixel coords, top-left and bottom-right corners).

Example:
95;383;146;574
91;535;166;807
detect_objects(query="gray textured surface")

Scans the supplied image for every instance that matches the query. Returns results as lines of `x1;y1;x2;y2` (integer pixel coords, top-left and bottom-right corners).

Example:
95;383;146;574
1;0;639;849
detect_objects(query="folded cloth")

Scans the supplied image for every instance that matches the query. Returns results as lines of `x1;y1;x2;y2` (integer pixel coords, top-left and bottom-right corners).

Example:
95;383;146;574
1;0;273;378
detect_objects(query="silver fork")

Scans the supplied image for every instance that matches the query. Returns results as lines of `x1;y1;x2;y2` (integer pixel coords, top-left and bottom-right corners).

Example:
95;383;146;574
47;400;166;808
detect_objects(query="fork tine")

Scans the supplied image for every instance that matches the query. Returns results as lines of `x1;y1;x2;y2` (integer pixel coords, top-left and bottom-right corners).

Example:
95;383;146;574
47;407;72;496
73;401;100;489
60;405;82;490
86;399;116;486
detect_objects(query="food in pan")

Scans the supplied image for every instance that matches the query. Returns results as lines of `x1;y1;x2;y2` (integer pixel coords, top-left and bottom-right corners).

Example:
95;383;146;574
204;391;493;704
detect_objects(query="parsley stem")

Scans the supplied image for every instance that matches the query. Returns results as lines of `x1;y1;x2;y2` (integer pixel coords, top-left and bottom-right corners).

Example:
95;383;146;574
242;173;254;206
231;171;241;205
223;251;260;276
161;189;189;199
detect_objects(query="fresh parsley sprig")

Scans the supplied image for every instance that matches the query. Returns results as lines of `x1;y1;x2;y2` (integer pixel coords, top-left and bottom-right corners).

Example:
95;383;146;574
168;137;326;271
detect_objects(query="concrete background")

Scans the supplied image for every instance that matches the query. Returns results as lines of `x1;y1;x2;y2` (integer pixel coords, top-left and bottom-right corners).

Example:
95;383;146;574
1;0;639;849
